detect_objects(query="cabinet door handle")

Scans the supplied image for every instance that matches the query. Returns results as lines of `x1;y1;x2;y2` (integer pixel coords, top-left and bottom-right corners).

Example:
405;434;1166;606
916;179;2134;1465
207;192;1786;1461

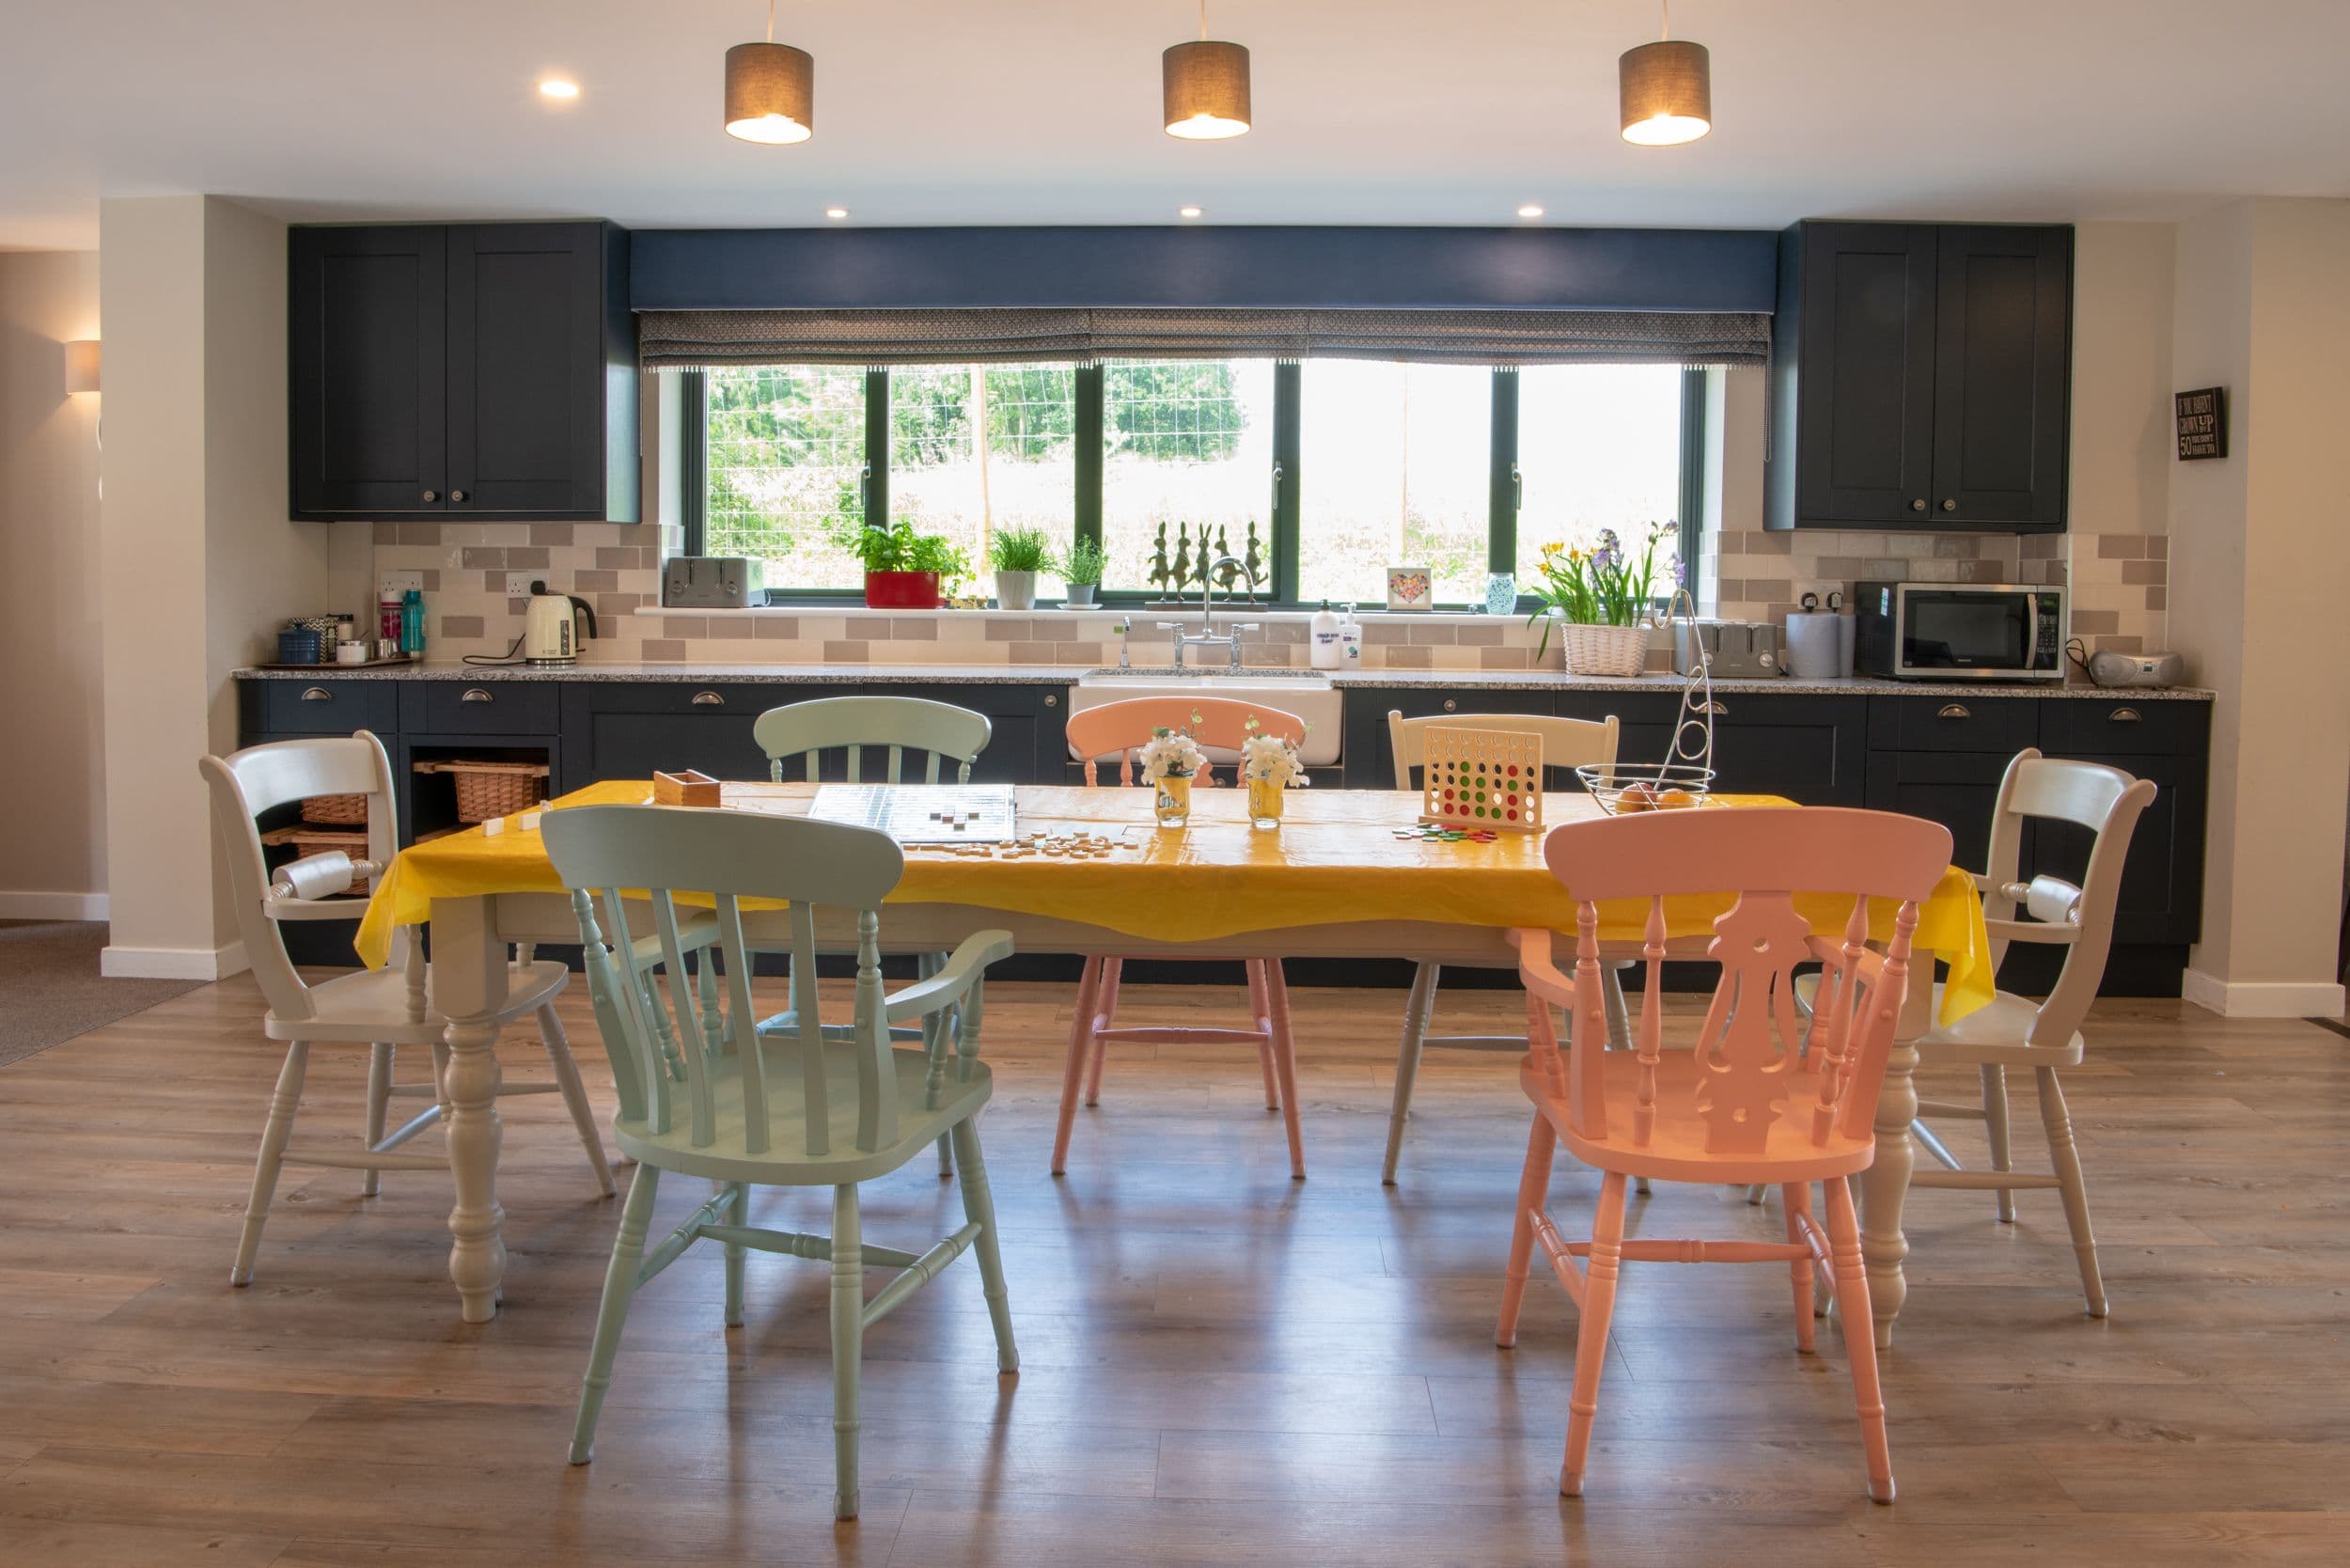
1936;703;1970;720
691;691;725;707
1441;698;1458;713
2109;706;2142;723
461;687;494;704
1910;498;1927;512
300;686;334;702
450;489;467;503
1940;498;1958;512
422;490;438;503
1043;694;1058;708
1701;700;1729;715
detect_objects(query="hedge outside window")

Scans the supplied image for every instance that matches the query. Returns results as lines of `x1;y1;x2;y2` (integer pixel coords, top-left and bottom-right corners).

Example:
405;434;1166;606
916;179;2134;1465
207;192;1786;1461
1100;360;1277;595
889;365;1079;597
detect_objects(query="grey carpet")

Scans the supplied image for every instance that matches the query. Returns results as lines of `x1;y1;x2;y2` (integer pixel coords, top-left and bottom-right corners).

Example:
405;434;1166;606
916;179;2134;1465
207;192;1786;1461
0;920;202;1067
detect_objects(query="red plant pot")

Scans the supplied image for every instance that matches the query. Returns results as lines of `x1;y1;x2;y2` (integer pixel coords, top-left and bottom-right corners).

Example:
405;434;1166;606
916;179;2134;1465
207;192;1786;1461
863;571;941;609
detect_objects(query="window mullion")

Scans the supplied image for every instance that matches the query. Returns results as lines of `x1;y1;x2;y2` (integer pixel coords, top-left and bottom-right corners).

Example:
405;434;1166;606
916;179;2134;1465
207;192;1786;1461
681;369;708;557
863;367;889;526
1271;362;1301;604
1489;368;1519;581
1074;364;1104;552
1678;366;1708;596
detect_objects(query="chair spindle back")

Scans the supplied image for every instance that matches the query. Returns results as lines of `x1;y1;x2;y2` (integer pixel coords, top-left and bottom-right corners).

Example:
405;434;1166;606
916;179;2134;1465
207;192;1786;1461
1064;695;1308;786
754;696;994;785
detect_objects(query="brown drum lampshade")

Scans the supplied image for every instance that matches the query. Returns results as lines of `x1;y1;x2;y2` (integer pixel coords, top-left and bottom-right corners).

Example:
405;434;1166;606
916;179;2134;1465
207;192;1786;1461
1619;39;1711;146
725;41;814;144
1163;39;1251;139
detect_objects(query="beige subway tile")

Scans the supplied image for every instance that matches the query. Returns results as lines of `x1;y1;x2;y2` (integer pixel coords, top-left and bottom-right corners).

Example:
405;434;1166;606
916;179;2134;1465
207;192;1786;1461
843;615;899;636
596;546;638;570
2092;634;2143;654
756;616;803;640
1910;560;1960;583
1379;645;1434;669
419;569;443;591
2147;535;2170;558
461;546;505;569
2072;608;2121;635
706;618;759;640
2122;559;2165;585
1745;530;1794;555
1865;558;1904;578
2096;534;2146;558
400;523;445;546
1428;646;1478;670
893;618;940;641
1479;645;1533;669
822;639;873;662
663;617;708;638
2145;587;2167;611
640;639;687;662
1454;622;1503;647
1362;622;1411;646
592;593;640;618
984;619;1037;642
1010;641;1059;665
1741;576;1792;602
439;615;486;638
573;569;620;592
506;546;551;570
1406;622;1458;645
529;523;574;547
1264;620;1307;645
1054;642;1105;665
479;571;508;593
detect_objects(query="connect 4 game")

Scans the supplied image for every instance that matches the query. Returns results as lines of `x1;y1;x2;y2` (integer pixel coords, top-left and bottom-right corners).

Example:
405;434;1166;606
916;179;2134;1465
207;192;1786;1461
1418;727;1544;833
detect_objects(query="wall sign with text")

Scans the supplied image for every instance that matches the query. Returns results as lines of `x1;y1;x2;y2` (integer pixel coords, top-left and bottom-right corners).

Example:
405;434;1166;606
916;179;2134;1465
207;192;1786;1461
2175;386;2227;461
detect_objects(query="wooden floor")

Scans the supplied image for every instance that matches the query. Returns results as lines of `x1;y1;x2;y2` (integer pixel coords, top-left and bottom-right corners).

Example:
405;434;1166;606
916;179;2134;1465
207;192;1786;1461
1;973;2345;1566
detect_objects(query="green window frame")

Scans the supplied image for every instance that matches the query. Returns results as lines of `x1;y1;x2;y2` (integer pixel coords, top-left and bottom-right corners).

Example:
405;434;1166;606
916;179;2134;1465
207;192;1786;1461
682;362;1710;609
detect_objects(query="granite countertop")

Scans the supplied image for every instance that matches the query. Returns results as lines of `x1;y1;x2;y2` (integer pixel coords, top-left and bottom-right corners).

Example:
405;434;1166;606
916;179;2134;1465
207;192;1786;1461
234;661;2214;699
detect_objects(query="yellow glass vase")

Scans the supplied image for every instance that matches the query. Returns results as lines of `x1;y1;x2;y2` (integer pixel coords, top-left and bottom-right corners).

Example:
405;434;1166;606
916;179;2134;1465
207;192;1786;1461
1246;776;1286;829
1153;774;1193;827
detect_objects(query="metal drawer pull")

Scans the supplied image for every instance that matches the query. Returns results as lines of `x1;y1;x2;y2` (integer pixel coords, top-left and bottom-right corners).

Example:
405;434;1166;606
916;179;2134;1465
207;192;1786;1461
1043;694;1058;708
2109;706;2142;723
300;686;333;702
461;688;494;704
1936;703;1970;720
691;691;726;706
1701;700;1729;715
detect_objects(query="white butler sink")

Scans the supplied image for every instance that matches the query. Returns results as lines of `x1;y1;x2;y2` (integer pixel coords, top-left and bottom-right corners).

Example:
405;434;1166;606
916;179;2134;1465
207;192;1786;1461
1070;671;1342;766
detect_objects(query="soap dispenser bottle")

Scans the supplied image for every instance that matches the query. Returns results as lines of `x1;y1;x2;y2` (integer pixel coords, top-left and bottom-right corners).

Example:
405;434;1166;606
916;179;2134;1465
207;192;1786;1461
1308;600;1344;670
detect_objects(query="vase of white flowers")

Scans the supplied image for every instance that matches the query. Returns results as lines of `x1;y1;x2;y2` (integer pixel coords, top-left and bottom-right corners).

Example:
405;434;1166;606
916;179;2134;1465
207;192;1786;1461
1138;724;1206;827
1240;723;1309;829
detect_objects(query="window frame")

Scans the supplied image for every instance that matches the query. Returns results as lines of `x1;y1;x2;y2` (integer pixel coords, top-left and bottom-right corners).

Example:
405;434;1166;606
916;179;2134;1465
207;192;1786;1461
682;361;1710;610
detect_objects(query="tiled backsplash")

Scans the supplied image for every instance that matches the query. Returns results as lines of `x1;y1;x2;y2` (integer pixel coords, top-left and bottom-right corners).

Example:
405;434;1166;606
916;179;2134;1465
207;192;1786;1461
365;517;2165;671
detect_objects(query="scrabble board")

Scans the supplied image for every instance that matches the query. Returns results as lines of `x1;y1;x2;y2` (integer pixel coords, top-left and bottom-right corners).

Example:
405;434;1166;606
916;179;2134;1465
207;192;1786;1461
1418;726;1544;833
807;784;1018;844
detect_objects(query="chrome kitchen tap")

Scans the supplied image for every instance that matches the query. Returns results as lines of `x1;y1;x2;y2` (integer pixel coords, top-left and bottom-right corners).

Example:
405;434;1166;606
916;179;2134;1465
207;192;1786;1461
1157;556;1260;673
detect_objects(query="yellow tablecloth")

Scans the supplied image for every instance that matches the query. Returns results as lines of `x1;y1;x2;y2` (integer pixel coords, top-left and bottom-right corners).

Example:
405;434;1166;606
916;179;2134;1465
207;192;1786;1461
356;782;1994;1025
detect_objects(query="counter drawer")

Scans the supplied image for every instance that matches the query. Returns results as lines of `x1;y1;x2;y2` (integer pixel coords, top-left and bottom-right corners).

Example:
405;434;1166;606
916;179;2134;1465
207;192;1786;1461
2040;698;2206;757
260;678;398;735
1869;695;2041;755
405;681;559;736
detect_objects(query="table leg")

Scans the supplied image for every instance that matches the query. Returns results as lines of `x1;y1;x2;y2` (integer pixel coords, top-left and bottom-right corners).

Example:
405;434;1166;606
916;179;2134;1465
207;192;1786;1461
1856;969;1934;1349
432;897;510;1323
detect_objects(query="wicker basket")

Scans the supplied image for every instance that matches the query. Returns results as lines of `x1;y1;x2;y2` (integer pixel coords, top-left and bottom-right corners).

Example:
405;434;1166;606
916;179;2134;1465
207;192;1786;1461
1552;620;1653;677
416;760;549;823
302;792;368;826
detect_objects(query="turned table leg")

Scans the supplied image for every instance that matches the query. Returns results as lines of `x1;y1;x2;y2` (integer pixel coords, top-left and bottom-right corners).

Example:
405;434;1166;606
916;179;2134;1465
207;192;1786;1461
432;897;510;1323
1856;968;1935;1349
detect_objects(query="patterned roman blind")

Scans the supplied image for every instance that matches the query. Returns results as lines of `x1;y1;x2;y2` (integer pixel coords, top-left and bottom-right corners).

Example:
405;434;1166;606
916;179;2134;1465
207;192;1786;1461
636;306;1768;369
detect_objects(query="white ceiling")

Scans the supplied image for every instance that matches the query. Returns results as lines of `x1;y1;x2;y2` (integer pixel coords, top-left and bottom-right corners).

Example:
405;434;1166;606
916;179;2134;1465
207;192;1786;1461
4;0;2346;249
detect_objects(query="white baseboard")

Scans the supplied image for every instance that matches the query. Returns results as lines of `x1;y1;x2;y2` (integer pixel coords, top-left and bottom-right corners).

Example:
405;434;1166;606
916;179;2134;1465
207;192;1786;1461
2183;968;2347;1019
0;890;110;921
100;940;249;982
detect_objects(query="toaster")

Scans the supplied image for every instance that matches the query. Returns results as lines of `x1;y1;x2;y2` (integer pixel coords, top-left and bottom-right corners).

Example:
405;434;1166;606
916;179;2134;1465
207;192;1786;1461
663;556;765;609
2085;650;2185;689
1673;619;1785;679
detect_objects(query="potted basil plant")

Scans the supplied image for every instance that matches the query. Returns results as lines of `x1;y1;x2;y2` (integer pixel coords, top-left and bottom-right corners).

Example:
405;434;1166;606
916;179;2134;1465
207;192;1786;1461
989;526;1053;612
1060;536;1106;607
835;520;968;610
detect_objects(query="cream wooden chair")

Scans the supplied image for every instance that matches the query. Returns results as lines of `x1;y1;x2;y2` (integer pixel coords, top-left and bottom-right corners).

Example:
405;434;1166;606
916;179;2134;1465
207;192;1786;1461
1383;710;1627;1184
545;802;1016;1520
1901;749;2155;1318
199;731;613;1290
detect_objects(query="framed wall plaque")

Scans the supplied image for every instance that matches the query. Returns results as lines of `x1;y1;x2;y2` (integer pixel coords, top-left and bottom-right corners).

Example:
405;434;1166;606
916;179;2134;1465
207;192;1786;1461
2175;386;2227;461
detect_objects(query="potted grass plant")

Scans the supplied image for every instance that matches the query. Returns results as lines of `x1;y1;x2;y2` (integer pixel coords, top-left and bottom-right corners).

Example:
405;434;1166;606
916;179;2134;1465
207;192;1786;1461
835;520;967;610
1059;536;1107;607
1526;524;1675;676
990;526;1053;612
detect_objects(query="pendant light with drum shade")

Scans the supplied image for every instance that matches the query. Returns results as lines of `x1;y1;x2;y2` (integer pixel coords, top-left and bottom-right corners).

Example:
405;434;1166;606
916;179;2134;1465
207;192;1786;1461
1619;0;1711;146
1164;1;1251;139
725;0;814;144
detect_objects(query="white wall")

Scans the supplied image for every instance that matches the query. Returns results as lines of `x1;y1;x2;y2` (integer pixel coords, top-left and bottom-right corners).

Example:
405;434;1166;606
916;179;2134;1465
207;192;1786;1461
98;195;319;978
0;251;106;918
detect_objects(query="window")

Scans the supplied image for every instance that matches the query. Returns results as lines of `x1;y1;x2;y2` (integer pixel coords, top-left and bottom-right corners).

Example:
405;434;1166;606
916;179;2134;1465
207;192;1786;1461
687;361;1702;605
1100;360;1277;594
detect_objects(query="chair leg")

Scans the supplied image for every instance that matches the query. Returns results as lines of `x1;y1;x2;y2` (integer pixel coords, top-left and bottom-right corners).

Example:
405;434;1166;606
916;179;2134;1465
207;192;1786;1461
1783;1182;1818;1354
1496;1109;1557;1348
361;1042;393;1199
2036;1066;2107;1318
1824;1174;1895;1502
1051;956;1105;1175
231;1041;311;1286
1264;960;1306;1181
1085;958;1123;1107
951;1116;1020;1374
539;1004;617;1198
569;1164;661;1465
722;1181;749;1328
1982;1064;2016;1223
1561;1170;1628;1497
1382;961;1439;1185
830;1183;865;1521
1246;960;1280;1110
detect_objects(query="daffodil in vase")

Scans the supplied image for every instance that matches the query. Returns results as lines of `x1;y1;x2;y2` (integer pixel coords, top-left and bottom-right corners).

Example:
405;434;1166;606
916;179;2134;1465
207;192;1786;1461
1138;725;1206;827
1240;723;1309;829
1525;524;1678;677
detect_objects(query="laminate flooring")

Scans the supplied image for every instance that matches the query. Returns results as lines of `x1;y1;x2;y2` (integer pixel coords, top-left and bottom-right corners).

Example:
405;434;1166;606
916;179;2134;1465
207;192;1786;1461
0;973;2343;1565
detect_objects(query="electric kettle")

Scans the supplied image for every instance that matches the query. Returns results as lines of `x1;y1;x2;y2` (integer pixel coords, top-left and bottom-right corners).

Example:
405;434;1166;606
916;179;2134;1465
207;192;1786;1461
522;581;597;666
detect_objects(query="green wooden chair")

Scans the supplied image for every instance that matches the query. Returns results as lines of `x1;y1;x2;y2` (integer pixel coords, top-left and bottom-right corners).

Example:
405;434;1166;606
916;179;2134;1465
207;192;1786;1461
753;694;996;1177
544;803;1018;1521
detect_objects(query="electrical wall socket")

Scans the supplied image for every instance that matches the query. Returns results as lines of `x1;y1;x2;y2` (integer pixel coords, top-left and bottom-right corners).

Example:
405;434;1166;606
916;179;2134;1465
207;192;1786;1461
1794;580;1843;610
504;572;545;597
377;570;423;597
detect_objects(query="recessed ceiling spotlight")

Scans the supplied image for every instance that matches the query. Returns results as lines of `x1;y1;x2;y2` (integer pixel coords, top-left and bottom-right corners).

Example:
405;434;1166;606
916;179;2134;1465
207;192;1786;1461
1516;204;1545;219
1179;205;1203;219
539;78;581;101
825;206;850;219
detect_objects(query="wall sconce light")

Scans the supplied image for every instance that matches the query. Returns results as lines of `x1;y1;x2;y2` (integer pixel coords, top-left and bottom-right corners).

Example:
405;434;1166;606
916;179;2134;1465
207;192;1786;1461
65;339;102;395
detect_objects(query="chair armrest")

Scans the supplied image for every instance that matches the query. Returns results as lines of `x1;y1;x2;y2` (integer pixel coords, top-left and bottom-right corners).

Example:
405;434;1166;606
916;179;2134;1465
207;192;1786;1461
1507;928;1579;1011
884;930;1015;1025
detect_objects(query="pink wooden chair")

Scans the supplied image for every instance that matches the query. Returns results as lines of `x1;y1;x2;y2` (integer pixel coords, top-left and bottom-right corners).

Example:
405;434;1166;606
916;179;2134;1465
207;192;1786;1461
1052;695;1310;1179
1497;806;1951;1503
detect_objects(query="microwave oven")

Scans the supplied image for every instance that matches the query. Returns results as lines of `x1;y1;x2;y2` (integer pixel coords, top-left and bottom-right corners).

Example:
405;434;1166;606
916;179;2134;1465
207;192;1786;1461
1853;583;2066;682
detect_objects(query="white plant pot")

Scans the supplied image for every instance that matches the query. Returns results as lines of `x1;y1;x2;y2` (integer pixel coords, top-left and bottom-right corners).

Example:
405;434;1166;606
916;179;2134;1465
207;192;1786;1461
1065;583;1098;607
1558;620;1653;678
995;571;1038;611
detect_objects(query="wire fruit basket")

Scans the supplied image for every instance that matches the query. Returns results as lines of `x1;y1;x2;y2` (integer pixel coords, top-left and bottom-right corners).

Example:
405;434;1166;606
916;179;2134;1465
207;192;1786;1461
1576;588;1719;816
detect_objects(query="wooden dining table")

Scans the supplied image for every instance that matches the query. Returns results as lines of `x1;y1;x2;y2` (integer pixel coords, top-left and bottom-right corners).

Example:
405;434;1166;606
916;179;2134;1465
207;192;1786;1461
354;780;1994;1344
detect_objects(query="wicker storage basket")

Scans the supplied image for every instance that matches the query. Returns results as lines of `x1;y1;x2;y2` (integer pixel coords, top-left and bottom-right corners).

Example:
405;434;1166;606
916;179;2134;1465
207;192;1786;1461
1557;620;1654;678
302;792;368;826
415;760;550;823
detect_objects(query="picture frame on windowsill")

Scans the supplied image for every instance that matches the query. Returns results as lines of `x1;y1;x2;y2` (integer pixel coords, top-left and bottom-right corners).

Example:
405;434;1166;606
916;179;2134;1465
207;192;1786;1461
1385;567;1434;612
